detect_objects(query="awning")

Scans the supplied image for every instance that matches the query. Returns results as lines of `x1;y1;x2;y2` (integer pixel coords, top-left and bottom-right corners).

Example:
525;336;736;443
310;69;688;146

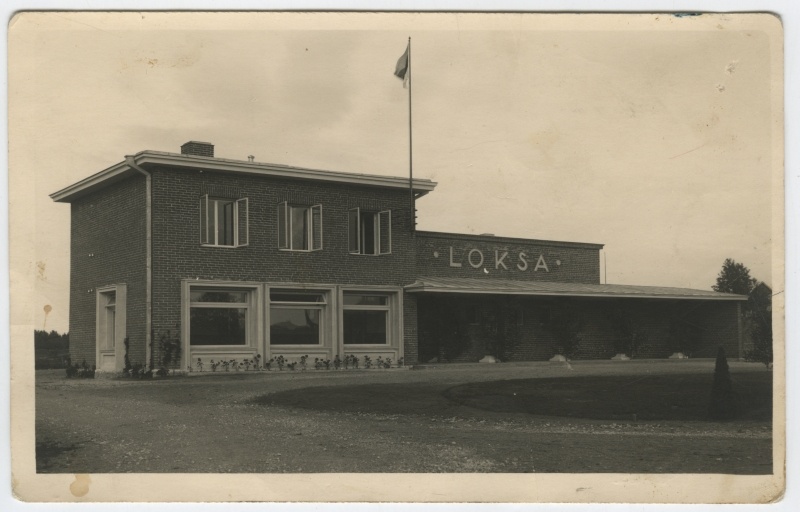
405;276;747;301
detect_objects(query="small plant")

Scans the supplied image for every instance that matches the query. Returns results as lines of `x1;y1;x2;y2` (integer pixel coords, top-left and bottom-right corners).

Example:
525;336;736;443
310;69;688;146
231;359;240;371
187;364;193;373
122;337;132;376
221;360;230;372
397;357;404;368
383;357;392;369
243;358;251;371
157;328;182;376
333;354;342;370
287;362;297;371
376;356;384;369
314;358;323;370
210;359;220;372
351;355;360;369
276;355;286;371
299;354;308;370
265;358;274;371
322;359;331;370
364;355;372;369
196;358;204;372
254;354;262;370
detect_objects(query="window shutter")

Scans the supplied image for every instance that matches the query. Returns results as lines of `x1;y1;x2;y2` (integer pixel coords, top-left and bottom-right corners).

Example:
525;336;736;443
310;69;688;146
199;194;209;245
277;201;288;249
311;205;323;251
378;210;392;255
235;198;249;247
348;207;360;254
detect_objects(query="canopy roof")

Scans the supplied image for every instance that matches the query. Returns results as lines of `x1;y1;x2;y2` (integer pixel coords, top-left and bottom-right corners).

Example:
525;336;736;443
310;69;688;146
405;276;747;301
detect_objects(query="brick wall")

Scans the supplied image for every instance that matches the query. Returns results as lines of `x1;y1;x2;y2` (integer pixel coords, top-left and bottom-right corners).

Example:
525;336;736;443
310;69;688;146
69;175;148;366
415;231;602;284
149;167;419;364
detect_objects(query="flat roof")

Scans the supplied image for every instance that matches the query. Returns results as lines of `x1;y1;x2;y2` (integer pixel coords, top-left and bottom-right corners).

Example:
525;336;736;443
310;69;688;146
416;230;604;250
405;276;747;301
50;150;437;202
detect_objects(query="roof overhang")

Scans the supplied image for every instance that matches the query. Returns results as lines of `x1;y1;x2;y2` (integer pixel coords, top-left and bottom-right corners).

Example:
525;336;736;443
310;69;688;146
405;277;748;301
51;150;437;203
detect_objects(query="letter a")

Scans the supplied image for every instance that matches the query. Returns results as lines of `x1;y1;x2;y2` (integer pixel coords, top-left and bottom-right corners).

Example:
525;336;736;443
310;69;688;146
534;254;549;272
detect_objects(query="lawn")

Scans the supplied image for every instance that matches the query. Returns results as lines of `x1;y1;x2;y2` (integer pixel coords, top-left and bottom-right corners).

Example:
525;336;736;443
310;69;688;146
259;369;771;422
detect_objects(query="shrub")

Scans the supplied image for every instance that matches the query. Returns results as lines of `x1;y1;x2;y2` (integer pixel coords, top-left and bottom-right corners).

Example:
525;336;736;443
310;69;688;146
299;354;308;370
708;346;739;420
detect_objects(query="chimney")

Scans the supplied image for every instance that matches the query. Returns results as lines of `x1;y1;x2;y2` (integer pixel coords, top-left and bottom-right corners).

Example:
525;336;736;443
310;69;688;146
180;141;214;157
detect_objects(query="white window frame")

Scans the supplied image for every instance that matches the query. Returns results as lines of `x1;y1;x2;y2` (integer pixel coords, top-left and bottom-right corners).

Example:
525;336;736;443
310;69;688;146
186;283;258;349
348;208;391;255
278;202;323;252
200;195;249;248
341;290;395;347
268;288;329;347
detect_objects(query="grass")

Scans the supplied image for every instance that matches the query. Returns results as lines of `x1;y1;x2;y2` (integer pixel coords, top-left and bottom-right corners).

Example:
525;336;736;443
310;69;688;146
260;371;772;422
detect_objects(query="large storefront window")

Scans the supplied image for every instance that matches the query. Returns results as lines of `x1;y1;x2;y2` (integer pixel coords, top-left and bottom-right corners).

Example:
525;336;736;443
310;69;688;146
270;290;326;345
190;289;249;346
343;292;390;345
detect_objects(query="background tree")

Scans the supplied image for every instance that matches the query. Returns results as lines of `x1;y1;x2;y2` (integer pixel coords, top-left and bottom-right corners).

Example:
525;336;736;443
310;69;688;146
745;281;773;367
712;259;773;367
712;258;757;295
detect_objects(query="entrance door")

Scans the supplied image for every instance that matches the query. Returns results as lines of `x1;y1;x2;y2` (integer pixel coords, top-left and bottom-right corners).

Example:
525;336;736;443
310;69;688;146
96;285;126;371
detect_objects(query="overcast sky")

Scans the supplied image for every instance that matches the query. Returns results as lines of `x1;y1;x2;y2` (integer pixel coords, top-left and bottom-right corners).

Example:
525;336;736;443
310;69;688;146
10;12;780;334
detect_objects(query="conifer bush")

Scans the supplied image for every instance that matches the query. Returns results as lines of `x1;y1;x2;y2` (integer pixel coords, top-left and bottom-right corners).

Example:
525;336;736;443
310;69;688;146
708;346;739;420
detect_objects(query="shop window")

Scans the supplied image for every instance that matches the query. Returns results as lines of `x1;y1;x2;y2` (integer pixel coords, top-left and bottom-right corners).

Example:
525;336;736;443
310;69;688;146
190;288;250;346
200;195;249;247
270;290;326;345
348;208;391;255
278;202;323;251
343;292;391;345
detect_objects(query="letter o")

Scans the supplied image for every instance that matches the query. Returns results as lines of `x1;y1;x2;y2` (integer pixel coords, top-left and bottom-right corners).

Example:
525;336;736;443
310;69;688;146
468;249;484;269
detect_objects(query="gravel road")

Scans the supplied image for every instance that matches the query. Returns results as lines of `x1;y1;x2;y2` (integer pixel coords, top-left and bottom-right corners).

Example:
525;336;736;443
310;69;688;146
35;360;773;474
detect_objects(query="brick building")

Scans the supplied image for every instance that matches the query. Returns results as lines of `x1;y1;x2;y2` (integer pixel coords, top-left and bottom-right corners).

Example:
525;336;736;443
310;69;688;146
50;141;746;372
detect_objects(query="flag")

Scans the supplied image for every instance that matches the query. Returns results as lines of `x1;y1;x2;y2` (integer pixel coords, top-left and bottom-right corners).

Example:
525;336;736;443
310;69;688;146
394;43;409;88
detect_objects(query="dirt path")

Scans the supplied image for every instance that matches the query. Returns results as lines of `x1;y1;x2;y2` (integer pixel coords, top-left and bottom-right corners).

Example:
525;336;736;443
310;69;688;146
35;362;773;474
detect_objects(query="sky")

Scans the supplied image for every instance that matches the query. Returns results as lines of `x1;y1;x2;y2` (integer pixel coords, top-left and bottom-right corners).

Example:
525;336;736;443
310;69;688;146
9;12;780;334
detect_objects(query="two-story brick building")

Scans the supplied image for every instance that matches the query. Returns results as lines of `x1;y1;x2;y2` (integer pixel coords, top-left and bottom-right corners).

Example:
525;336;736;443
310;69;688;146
50;141;747;372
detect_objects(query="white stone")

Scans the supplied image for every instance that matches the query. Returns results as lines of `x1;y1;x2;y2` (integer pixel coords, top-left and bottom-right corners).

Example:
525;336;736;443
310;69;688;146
549;354;568;362
610;353;631;361
668;352;689;359
478;355;497;363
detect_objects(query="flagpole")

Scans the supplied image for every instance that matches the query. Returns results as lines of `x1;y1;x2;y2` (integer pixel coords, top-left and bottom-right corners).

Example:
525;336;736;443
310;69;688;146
407;37;414;233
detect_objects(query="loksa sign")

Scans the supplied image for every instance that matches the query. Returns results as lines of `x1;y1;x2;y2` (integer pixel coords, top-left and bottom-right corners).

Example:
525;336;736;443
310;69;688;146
446;246;555;272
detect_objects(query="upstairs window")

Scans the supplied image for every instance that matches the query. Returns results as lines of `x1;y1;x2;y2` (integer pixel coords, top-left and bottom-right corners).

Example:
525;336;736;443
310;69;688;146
278;202;323;251
200;195;249;247
348;208;391;255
